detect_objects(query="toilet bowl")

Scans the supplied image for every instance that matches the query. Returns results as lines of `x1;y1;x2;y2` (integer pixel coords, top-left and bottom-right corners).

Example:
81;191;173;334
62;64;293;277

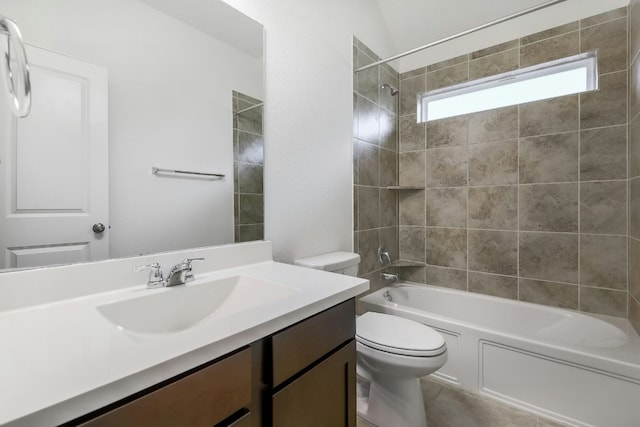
294;252;448;427
356;312;447;427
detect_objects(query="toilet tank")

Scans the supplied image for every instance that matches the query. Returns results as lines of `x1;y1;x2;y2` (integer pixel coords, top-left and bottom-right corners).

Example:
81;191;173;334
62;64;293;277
294;252;361;277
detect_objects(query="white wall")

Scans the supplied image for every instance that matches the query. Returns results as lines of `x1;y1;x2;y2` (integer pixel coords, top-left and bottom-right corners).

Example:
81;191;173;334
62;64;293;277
222;0;393;263
0;0;262;258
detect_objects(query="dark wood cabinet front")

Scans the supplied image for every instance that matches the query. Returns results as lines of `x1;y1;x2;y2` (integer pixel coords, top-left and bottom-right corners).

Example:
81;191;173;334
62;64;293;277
272;341;356;427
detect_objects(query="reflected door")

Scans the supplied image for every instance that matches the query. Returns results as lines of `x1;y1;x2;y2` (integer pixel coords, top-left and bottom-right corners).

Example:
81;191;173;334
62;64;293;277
0;45;109;269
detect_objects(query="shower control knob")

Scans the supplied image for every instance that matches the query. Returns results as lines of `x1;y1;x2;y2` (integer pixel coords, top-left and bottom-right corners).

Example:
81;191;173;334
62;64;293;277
92;223;106;233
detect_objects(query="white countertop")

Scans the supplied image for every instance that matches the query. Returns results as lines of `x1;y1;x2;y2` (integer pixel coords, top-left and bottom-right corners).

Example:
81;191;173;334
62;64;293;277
0;243;368;426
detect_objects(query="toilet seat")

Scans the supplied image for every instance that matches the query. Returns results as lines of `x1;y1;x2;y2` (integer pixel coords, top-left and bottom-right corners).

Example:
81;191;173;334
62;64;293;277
356;312;446;357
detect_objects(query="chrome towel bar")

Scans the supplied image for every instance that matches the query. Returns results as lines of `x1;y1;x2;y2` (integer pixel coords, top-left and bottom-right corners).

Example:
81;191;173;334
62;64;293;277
0;15;31;117
151;167;225;178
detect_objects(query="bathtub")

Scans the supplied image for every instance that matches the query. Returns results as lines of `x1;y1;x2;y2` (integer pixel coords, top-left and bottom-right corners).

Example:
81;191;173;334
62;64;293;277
359;283;640;427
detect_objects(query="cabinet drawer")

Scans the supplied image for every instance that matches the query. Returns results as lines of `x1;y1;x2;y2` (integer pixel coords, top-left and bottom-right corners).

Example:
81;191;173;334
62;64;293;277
272;299;355;386
80;347;252;427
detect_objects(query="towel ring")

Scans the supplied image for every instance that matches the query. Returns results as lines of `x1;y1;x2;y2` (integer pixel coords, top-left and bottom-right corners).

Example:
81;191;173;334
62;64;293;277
0;15;31;118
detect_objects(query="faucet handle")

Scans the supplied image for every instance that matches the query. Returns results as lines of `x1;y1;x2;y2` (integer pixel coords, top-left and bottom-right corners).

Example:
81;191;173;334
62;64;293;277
133;262;165;288
182;257;204;281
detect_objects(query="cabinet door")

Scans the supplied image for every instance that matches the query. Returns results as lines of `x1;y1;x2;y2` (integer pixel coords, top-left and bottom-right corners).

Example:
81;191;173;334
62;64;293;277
78;348;251;427
272;341;356;427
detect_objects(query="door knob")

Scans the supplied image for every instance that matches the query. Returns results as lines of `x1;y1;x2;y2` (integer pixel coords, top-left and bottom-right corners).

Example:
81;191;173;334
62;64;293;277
92;223;106;233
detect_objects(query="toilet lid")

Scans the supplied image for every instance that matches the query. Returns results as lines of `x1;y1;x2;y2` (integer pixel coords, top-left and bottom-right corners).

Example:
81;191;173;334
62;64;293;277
356;312;446;357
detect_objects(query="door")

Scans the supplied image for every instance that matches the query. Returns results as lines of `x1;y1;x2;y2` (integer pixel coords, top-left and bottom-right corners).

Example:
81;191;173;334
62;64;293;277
0;44;109;269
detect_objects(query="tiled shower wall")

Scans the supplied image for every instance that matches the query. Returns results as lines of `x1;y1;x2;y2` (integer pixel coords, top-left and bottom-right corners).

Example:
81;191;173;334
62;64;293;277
629;1;640;333
397;7;630;317
353;37;399;295
233;91;264;242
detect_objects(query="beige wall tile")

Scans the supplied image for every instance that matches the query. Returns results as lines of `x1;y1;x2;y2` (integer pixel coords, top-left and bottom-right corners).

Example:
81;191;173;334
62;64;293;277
519;95;579;137
519;278;579;309
629;117;640;178
468;106;518;144
427;54;469;72
469;48;519;80
630;295;640;335
426;227;467;269
356;139;380;186
468;186;517;230
468;140;518;185
468;230;518;275
519;183;579;232
519;133;579;183
520;22;579;45
354;94;380;144
581;17;627;74
400;226;426;262
630;238;640;302
425;266;467;290
520;31;579;68
379;148;397;187
379;189;397;228
580;71;627;130
468;272;518;299
356;229;380;275
399;190;426;226
630;177;640;239
519;232;579;283
399;151;426;187
400;74;426;116
427;116;468;149
630;2;640;65
427;62;469;91
471;40;519;59
426;146;468;187
630;56;640;122
580;126;627;181
580;181;627;235
426;188;467;228
400;115;426;152
357;186;380;230
580;287;627;317
580;234;627;290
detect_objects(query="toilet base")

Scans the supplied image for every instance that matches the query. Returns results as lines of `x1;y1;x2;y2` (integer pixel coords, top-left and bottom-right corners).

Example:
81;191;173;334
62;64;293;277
357;375;427;427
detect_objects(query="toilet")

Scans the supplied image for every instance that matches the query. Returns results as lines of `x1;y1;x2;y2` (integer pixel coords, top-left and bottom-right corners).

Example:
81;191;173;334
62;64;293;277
294;252;448;427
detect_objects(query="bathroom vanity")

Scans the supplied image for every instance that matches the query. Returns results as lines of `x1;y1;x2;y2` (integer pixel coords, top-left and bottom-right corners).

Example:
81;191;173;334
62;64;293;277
0;241;367;427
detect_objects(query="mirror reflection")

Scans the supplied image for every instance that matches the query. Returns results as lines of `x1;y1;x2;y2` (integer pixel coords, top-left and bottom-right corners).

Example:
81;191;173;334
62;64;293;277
0;0;264;271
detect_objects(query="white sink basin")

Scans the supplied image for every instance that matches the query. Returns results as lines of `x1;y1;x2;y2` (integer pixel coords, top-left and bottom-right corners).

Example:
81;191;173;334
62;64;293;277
97;275;295;334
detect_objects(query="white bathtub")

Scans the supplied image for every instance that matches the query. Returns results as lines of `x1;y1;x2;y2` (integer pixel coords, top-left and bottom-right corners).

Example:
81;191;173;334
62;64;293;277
359;283;640;427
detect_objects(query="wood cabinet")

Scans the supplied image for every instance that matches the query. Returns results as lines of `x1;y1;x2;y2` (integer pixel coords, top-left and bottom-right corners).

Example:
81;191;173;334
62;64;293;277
272;341;356;427
66;299;356;427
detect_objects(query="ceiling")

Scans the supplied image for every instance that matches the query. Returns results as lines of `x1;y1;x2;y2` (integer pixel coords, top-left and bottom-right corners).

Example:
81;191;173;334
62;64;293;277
373;0;630;72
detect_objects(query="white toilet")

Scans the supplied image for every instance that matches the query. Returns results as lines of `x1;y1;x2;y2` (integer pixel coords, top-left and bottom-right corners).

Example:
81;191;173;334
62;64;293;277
294;252;448;427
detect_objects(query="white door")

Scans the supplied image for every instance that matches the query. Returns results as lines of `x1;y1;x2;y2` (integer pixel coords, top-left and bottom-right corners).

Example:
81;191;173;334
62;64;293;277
0;44;109;270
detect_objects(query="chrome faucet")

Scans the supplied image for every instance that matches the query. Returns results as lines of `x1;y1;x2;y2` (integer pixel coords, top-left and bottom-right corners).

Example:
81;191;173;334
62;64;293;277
133;258;204;289
378;245;392;266
166;258;204;286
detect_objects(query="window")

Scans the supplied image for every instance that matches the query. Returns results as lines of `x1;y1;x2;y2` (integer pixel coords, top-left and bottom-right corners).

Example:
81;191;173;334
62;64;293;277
417;51;598;122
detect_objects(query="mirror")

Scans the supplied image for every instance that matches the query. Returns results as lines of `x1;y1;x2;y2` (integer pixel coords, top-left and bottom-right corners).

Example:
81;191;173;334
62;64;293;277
0;0;264;271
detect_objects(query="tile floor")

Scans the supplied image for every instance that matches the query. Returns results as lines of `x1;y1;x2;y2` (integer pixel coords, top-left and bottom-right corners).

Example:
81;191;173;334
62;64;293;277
356;377;574;427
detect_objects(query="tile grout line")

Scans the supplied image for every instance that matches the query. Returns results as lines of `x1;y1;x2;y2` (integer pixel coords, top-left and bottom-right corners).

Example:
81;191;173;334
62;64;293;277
516;37;522;302
577;24;582;312
467;55;471;292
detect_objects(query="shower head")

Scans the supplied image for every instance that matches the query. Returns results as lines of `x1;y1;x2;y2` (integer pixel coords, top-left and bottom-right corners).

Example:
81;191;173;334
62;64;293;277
381;83;399;96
